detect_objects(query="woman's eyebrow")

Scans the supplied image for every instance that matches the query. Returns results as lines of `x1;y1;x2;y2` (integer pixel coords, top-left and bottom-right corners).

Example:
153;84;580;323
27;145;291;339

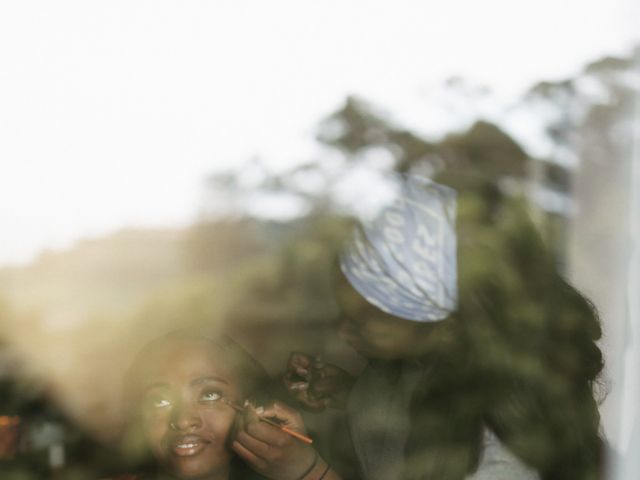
191;376;229;386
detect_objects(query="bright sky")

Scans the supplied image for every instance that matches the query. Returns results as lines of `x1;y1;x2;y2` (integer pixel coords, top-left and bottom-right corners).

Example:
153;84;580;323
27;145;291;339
0;0;638;266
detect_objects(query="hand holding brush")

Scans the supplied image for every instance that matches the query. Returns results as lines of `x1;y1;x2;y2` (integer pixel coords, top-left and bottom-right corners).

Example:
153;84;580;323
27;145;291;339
231;401;339;479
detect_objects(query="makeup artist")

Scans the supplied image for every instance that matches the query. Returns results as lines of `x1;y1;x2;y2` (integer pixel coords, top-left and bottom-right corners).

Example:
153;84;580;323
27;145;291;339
282;175;605;480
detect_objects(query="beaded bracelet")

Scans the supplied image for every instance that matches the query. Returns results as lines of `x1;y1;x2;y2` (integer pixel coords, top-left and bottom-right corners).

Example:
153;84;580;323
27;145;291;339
295;451;319;480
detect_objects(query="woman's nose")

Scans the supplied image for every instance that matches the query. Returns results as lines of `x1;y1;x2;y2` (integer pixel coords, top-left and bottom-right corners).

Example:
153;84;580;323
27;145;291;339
169;403;202;431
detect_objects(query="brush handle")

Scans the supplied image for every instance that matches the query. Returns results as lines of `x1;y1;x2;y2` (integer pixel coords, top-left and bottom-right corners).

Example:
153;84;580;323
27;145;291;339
252;415;314;445
225;399;313;444
279;425;314;445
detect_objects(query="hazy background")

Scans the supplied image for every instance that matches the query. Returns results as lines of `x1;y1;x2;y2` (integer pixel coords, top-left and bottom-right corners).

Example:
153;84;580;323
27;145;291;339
1;0;638;266
0;1;638;478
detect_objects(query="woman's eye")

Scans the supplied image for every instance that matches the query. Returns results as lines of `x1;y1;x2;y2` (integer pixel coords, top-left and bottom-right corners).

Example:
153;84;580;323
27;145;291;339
200;391;222;403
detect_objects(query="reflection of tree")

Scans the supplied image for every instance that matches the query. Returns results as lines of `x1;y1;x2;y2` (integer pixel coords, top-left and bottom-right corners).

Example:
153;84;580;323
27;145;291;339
0;46;635;478
0;304;42;417
185;88;548;417
189;51;640;470
192;86;544;348
202;93;534;228
317;96;529;180
549;49;638;449
189;70;617;477
521;52;636;283
522;49;638;263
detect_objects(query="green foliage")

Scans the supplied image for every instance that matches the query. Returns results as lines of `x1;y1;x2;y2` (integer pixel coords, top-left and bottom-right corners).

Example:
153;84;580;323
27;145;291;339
2;44;634;477
437;120;529;179
316;96;396;155
316;97;530;183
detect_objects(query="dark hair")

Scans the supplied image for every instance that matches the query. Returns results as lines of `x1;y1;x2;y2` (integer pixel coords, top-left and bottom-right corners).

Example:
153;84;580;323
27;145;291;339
401;199;605;480
123;330;271;404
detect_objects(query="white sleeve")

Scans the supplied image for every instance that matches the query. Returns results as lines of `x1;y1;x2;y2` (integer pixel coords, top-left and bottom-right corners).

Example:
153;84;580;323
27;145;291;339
466;428;540;480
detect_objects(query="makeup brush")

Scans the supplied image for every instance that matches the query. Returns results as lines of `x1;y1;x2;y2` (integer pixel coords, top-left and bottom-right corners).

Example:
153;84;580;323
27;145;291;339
223;398;313;444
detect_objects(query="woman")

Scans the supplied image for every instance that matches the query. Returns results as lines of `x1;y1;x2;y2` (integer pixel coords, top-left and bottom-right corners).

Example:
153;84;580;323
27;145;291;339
283;175;605;480
117;330;341;480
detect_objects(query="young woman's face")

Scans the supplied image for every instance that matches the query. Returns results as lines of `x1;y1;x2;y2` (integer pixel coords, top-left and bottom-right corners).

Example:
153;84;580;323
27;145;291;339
337;273;451;360
338;290;424;359
136;339;242;480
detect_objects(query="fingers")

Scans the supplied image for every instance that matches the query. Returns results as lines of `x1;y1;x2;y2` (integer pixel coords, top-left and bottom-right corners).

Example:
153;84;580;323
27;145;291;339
287;381;310;393
286;352;313;380
261;401;300;425
235;427;280;458
232;439;268;470
233;415;281;468
233;401;319;480
288;352;313;369
284;353;312;404
241;403;293;446
246;420;289;447
284;354;340;412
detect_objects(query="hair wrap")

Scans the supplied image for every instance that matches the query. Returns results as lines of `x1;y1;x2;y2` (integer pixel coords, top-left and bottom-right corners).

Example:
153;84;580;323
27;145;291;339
340;174;457;322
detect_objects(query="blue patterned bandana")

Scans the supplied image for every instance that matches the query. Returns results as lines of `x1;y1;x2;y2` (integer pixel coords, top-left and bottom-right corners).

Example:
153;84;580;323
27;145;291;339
340;175;457;322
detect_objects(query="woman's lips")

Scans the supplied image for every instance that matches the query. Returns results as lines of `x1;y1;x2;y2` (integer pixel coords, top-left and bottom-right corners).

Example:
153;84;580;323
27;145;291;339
170;435;210;457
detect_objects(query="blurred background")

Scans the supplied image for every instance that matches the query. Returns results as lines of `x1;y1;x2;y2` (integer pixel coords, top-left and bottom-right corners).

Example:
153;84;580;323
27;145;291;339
0;1;638;478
